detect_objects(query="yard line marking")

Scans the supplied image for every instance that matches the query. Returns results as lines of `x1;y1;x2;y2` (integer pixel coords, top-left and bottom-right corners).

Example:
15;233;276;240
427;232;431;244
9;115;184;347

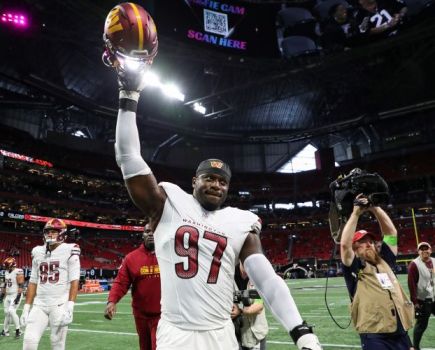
268;341;360;348
74;310;132;314
68;328;137;336
77;292;110;297
75;301;108;306
269;340;435;349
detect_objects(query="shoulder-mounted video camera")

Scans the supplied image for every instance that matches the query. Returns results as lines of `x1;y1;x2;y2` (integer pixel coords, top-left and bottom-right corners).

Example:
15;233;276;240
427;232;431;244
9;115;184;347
233;289;261;307
328;168;389;243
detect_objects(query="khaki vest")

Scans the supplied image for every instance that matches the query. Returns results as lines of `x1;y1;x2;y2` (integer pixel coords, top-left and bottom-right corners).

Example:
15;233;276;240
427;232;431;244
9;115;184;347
350;259;414;333
239;281;269;348
413;257;435;301
240;307;269;347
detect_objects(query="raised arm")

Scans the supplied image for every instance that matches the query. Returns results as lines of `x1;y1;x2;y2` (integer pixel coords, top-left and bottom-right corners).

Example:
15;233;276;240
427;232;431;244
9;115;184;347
369;206;397;255
115;69;166;221
340;194;368;266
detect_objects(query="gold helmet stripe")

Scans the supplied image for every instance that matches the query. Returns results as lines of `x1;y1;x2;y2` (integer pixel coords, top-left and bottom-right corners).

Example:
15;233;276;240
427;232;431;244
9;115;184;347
129;3;144;51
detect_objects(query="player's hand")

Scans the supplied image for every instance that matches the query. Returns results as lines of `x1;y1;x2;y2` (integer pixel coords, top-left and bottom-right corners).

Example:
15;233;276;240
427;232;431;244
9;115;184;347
56;301;74;327
117;64;148;94
20;304;31;327
296;333;323;350
57;310;73;327
104;302;117;320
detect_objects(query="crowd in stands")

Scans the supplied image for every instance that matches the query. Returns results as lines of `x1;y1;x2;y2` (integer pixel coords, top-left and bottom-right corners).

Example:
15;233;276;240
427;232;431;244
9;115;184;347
277;0;434;57
1;125;435;271
1;206;434;271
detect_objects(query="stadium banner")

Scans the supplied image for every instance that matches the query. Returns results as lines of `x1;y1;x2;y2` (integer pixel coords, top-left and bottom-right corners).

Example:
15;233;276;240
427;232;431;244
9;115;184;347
0;210;143;231
24;214;144;231
0;149;53;167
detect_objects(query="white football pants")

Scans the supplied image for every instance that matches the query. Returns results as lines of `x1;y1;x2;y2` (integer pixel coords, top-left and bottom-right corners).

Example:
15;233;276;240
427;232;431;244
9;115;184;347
3;294;21;332
23;304;68;350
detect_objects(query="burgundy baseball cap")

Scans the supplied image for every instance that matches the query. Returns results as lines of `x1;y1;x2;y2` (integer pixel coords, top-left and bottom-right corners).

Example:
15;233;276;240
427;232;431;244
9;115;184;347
352;230;378;244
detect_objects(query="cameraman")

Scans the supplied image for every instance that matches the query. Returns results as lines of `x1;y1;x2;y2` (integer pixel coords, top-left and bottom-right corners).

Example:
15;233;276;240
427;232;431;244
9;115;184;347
233;262;268;350
340;194;414;350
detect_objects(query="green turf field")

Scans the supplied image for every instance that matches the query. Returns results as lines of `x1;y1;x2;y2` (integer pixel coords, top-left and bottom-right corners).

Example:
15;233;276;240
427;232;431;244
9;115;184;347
1;276;434;349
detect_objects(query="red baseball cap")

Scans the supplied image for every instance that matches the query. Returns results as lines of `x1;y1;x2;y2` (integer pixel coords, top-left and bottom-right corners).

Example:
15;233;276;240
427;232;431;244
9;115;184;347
352;230;378;243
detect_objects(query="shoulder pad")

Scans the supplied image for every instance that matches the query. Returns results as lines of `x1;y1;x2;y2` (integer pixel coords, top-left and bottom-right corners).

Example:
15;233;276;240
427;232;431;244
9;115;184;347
70;243;81;256
31;245;42;258
251;217;262;234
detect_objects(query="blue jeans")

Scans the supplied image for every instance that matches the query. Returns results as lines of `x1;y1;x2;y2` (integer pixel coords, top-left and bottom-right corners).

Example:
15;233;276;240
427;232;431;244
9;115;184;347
360;332;411;350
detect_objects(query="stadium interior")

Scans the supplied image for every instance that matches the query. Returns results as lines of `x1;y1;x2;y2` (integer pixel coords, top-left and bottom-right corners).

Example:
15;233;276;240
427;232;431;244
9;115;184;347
0;0;435;348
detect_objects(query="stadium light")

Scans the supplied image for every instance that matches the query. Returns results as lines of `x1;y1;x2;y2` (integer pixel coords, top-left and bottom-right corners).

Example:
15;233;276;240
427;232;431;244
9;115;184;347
162;83;185;102
143;71;161;87
193;102;206;115
1;12;28;27
140;71;185;102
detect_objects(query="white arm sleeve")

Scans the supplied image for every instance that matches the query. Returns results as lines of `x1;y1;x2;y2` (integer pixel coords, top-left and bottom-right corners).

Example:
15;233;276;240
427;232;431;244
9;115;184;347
114;108;151;180
68;255;81;282
29;254;39;284
244;253;303;332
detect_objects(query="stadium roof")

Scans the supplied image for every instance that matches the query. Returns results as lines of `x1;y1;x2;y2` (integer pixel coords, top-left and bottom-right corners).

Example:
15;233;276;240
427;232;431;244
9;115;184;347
1;0;435;171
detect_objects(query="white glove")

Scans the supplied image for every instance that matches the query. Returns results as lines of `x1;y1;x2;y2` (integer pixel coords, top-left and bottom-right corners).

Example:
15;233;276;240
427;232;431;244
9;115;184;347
56;301;74;327
20;304;31;327
117;65;148;98
296;333;323;350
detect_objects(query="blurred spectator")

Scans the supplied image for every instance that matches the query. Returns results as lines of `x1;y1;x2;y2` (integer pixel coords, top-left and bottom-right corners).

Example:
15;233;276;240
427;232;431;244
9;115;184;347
407;242;434;350
322;4;361;52
356;0;408;37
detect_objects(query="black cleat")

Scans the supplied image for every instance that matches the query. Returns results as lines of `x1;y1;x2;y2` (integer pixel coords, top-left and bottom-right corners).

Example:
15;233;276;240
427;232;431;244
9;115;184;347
15;329;22;339
0;330;10;337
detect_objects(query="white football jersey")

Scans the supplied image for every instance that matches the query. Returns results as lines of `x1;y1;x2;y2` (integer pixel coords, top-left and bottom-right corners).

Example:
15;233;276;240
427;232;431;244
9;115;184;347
155;182;261;330
5;268;24;295
29;242;81;306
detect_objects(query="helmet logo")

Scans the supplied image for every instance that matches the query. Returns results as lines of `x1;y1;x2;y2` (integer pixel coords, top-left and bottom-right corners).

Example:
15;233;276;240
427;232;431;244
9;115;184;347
106;7;123;35
210;161;223;169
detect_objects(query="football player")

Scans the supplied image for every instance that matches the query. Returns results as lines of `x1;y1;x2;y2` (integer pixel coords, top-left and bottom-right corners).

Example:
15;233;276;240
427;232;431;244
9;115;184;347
0;257;24;338
107;4;322;348
20;218;80;350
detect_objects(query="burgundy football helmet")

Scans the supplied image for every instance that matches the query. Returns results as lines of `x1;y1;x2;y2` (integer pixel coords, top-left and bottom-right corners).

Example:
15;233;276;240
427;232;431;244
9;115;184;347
102;2;158;69
3;257;16;270
43;218;67;245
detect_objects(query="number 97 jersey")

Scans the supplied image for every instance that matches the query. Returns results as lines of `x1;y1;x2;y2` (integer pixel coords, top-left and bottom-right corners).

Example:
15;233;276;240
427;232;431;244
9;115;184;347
155;182;261;330
29;243;81;307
